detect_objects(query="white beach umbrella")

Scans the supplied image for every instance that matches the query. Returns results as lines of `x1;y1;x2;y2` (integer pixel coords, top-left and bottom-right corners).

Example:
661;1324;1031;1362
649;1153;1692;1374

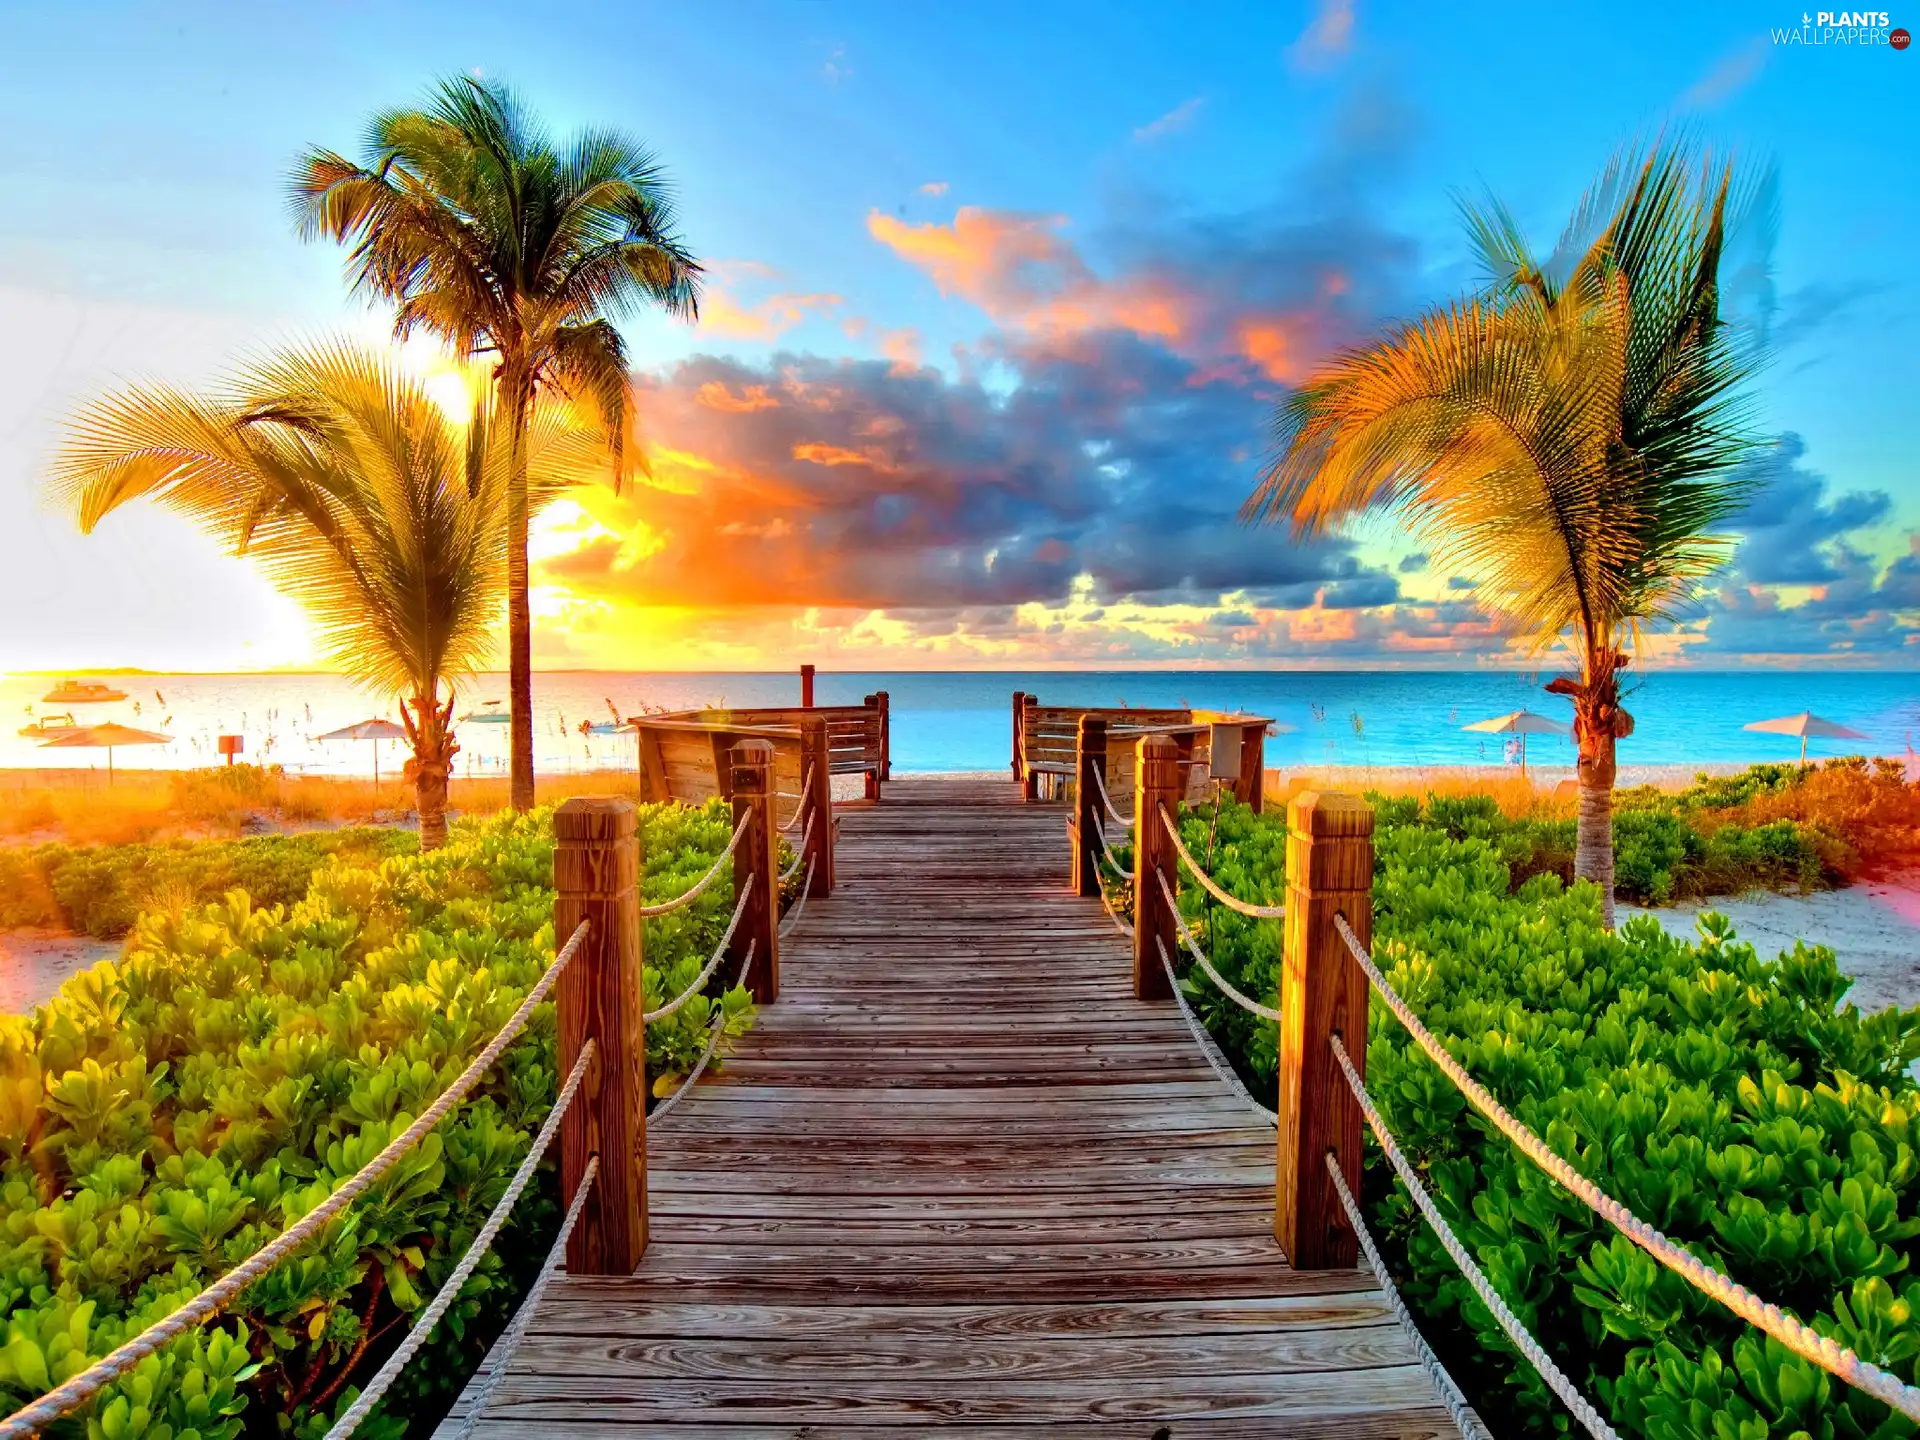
1742;711;1869;764
1461;709;1568;776
39;722;172;782
316;717;408;785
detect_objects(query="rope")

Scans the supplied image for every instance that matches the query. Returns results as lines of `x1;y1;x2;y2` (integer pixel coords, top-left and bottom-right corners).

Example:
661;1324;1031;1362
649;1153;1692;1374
1329;1035;1619;1440
1090;810;1128;874
779;859;815;939
638;813;751;917
780;810;813;882
1154;936;1277;1125
1158;804;1286;919
0;919;592;1438
445;1155;598;1440
1154;869;1282;1023
1323;1151;1495;1440
649;940;754;1124
781;766;816;832
1089;760;1128;826
323;1041;596;1437
644;875;754;1024
1335;914;1920;1425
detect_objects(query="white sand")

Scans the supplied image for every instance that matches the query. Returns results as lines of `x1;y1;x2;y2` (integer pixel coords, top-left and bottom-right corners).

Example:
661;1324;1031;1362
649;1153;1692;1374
0;930;121;1015
1627;873;1920;1013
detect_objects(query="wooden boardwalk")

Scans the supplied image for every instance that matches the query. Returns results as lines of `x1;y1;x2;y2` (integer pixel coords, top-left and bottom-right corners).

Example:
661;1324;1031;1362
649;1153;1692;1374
448;773;1459;1437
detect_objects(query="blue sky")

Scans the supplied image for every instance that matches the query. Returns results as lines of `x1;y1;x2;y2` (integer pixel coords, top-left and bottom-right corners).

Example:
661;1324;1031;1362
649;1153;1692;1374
0;1;1913;669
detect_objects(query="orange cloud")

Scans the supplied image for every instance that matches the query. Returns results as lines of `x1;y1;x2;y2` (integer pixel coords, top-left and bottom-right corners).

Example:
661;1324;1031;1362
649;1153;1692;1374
695;381;780;412
919;181;949;196
700;288;842;340
792;441;902;475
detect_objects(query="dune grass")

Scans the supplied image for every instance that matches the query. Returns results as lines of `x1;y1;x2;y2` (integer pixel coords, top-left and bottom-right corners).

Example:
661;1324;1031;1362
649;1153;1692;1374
0;763;637;847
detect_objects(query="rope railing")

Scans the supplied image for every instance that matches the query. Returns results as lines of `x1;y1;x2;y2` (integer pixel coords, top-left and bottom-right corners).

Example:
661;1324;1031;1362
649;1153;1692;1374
323;1040;598;1437
781;766;816;832
1153;936;1276;1124
1333;913;1920;1426
1328;1034;1618;1439
1322;1149;1496;1440
1088;760;1128;827
1153;869;1282;1023
651;941;755;1124
0;919;594;1438
1158;805;1286;919
781;811;813;883
779;860;816;939
639;812;751;918
643;875;754;1024
1089;810;1128;875
443;1154;598;1440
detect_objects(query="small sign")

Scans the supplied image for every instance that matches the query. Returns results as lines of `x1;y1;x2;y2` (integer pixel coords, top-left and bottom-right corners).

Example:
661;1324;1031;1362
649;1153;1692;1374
217;734;244;761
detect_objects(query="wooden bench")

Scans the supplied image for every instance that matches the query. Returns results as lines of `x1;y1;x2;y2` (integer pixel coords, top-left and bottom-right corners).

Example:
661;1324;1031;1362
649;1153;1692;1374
651;694;889;800
1012;692;1273;812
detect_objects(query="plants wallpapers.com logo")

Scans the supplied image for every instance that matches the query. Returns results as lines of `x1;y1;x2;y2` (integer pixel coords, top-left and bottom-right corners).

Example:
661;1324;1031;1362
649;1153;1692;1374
1772;10;1911;44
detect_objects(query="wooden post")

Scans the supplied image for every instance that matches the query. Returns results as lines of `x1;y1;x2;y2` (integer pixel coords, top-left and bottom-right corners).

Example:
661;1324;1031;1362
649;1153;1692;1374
1239;725;1266;814
1011;691;1027;776
1276;791;1374;1270
553;798;648;1273
861;694;881;802
875;691;891;781
800;664;815;708
800;713;834;895
730;739;780;1004
1021;696;1043;803
1131;734;1181;1000
1072;715;1107;897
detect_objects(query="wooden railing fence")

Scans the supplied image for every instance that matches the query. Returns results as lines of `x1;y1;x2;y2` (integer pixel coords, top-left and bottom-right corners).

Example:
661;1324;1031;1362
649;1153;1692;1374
555;724;828;1270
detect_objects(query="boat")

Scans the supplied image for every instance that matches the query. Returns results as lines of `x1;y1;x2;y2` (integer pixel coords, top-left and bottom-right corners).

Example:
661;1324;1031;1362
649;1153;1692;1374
459;700;511;724
42;679;129;704
18;713;81;740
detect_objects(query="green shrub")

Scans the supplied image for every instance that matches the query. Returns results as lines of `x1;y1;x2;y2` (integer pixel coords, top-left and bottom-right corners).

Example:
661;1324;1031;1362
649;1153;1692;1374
0;801;756;1435
1169;794;1920;1439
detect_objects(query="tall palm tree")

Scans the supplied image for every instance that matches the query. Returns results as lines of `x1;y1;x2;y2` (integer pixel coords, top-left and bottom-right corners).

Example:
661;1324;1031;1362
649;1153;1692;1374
291;77;702;811
50;345;596;848
1247;142;1765;925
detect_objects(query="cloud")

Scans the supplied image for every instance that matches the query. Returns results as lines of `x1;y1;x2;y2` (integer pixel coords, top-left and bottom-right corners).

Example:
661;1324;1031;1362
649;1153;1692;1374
1680;36;1768;109
1289;0;1356;71
1398;553;1429;573
1772;280;1887;351
918;181;949;196
1682;433;1919;660
869;186;1412;385
1134;97;1204;142
821;44;851;85
1726;433;1892;585
699;288;843;341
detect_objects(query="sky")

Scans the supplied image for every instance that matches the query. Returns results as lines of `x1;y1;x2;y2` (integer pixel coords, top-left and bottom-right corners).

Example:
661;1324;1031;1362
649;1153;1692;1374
0;0;1914;673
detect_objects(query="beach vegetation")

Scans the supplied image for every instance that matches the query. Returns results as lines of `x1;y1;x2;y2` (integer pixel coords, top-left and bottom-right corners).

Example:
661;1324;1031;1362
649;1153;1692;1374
0;801;754;1434
292;76;703;815
1149;790;1920;1439
50;345;603;851
1249;139;1770;925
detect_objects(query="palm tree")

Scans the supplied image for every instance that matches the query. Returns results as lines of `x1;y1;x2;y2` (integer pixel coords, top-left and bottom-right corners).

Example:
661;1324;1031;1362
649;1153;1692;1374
291;76;702;811
50;344;596;848
1247;142;1764;925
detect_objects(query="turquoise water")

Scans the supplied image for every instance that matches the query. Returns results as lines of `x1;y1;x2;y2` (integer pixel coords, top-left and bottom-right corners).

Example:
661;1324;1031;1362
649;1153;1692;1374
3;670;1914;776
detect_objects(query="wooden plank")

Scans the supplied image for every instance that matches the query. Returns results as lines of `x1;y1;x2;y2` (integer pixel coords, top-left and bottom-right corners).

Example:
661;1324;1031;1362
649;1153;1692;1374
446;773;1458;1435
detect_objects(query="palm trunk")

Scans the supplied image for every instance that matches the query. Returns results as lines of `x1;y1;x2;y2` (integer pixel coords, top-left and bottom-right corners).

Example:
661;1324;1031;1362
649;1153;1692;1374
403;692;459;852
1574;721;1617;929
1549;646;1632;930
502;364;536;813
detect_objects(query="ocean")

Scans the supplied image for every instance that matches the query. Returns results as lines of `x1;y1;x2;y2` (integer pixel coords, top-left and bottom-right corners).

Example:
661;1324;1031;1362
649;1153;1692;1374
3;669;1916;779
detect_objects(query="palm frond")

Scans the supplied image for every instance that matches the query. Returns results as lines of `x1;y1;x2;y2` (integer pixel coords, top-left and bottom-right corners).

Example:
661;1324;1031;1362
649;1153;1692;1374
50;343;599;703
